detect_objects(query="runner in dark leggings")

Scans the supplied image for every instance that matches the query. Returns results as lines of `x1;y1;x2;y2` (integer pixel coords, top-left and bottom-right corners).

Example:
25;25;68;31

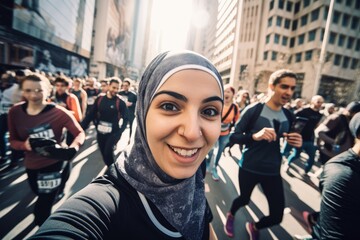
8;73;84;226
81;78;128;166
224;69;302;239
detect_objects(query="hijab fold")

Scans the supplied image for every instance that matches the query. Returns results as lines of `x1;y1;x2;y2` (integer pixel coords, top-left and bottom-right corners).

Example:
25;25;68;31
118;50;223;240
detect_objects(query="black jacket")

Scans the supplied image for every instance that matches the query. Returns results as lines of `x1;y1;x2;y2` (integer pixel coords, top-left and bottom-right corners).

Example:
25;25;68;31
313;149;360;239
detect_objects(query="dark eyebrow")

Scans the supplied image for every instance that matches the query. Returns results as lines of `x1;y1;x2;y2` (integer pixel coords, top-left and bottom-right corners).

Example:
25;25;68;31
203;96;223;104
153;90;223;104
153;90;187;102
279;84;296;90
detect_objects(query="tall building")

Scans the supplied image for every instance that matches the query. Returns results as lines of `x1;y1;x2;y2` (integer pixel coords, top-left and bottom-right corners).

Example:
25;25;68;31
0;0;95;76
211;0;242;86
205;0;360;105
89;0;152;81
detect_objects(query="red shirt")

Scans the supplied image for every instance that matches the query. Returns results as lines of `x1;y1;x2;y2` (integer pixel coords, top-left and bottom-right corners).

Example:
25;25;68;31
8;102;83;169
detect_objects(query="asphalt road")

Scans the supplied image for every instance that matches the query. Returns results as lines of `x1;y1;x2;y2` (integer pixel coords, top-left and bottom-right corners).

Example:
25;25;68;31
0;126;321;240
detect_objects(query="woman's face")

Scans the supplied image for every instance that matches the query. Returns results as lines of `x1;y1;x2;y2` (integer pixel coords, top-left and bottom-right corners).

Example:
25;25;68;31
224;87;234;103
146;69;223;179
22;80;48;103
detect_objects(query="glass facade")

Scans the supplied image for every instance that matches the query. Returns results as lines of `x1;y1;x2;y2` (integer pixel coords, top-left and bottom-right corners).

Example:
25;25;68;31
12;0;95;55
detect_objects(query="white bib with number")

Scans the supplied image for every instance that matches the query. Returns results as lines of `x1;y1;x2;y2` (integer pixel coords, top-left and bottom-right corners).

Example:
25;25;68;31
97;121;112;134
87;97;95;105
37;172;62;193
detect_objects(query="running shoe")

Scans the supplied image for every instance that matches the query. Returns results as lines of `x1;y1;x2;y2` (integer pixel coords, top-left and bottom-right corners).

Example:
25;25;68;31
302;211;314;234
224;212;234;237
246;222;259;240
211;168;219;181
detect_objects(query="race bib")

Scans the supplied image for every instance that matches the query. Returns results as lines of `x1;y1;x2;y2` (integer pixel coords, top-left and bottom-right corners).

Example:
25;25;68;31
221;122;231;132
1;103;13;113
37;172;62;193
87;97;95;105
97;121;112;134
28;124;55;139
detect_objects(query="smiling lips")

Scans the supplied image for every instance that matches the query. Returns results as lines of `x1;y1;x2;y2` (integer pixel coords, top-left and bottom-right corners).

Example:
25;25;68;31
169;145;199;157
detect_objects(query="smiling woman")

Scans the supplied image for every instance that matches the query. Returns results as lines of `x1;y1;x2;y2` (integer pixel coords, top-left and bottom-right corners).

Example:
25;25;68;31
30;51;223;240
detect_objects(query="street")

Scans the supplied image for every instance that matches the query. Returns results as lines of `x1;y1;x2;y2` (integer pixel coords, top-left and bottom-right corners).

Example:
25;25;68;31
0;125;321;240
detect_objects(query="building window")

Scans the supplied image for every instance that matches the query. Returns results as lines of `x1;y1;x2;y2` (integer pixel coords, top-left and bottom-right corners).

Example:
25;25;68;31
342;14;350;27
311;8;320;22
351;58;359;69
320;28;325;41
298;34;305;45
292;19;298;30
270;0;274;10
294;2;300;13
284;19;291;29
286;1;293;12
308;29;316;41
282;36;288;46
304;0;311;8
276;16;283;27
342;56;350;68
335;0;342;3
333;11;341;24
290;37;295;47
274;34;280;44
266;34;270;44
295;52;302;62
351;17;359;30
356;1;360;9
264;51;268;60
329;32;337;44
347;37;354;49
334;54;342;66
301;14;308;26
338;34;346;47
287;55;292;64
268;17;273;27
355;39;360;51
345;0;352;7
323;6;329;20
272;51;278;60
305;50;313;61
278;0;284;9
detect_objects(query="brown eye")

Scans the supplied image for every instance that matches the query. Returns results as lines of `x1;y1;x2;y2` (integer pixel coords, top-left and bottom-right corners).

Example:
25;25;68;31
202;108;219;117
160;103;178;112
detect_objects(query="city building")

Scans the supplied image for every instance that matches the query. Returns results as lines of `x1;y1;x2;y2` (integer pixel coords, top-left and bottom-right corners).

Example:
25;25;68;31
0;0;95;77
203;0;360;105
89;0;150;81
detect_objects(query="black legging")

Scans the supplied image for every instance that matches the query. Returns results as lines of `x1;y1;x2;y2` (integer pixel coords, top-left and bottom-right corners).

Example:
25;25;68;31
97;132;121;166
26;161;71;226
230;167;284;229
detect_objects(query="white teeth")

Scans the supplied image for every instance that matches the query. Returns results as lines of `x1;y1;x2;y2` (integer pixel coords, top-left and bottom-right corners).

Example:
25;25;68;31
171;146;198;157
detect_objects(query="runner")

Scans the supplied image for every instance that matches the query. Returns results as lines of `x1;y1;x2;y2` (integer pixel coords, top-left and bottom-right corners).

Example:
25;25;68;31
8;73;84;226
81;78;128;166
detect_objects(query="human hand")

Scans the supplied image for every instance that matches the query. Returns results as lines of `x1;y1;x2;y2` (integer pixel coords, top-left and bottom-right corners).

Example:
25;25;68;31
24;138;32;151
252;128;277;142
283;132;302;148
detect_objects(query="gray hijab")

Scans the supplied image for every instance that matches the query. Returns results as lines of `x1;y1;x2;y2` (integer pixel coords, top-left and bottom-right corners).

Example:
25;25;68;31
117;50;223;240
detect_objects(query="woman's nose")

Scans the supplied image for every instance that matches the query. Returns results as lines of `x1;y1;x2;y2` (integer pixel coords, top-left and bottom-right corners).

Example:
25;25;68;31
178;113;202;141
